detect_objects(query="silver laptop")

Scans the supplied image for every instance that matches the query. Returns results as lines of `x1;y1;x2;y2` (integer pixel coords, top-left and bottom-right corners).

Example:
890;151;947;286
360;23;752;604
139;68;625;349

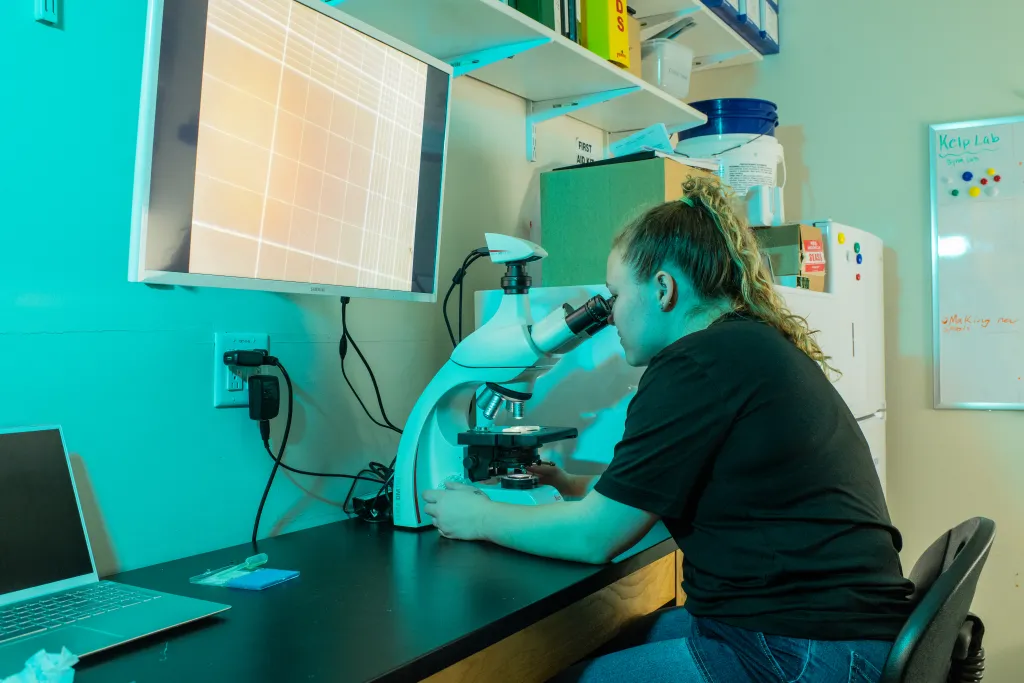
0;426;229;673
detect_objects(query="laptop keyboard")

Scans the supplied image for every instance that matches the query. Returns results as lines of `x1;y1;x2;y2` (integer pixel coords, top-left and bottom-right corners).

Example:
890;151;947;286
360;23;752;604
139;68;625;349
0;583;160;644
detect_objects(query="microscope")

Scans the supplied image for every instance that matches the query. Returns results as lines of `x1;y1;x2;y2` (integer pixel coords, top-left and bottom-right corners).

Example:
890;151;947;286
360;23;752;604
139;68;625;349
392;234;614;529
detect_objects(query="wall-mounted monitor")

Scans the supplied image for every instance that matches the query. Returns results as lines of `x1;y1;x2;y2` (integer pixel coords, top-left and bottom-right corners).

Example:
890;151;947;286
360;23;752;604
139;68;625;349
130;0;452;301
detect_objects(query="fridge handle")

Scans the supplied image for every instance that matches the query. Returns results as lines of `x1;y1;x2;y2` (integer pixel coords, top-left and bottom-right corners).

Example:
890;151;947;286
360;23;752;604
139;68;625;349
855;408;886;422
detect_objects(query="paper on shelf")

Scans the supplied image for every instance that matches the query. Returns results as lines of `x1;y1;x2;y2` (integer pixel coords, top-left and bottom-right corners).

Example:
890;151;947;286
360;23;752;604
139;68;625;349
609;123;675;156
655;152;721;173
608;124;721;173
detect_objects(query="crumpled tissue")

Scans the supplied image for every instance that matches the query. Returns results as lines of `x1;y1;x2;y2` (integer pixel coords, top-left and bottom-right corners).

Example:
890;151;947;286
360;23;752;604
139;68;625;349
1;648;79;683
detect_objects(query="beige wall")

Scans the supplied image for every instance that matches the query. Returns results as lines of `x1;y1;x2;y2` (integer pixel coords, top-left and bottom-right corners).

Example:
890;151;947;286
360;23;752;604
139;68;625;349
691;2;1024;677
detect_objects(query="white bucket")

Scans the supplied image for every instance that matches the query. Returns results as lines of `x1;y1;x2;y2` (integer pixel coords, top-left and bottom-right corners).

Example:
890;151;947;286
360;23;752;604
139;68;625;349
674;133;786;197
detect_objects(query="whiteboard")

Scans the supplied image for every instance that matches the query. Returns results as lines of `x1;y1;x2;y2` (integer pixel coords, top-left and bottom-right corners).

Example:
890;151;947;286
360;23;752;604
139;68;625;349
931;116;1024;409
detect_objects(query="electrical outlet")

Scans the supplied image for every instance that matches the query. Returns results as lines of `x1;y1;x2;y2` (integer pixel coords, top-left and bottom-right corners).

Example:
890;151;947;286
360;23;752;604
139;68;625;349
34;0;58;25
214;333;269;408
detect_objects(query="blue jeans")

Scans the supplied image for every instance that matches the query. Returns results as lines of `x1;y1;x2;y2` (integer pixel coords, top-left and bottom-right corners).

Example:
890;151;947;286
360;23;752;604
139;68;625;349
551;607;892;683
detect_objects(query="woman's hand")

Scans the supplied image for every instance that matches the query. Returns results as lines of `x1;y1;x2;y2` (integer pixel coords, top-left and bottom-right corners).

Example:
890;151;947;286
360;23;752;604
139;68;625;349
422;482;493;541
526;463;571;492
527;464;594;499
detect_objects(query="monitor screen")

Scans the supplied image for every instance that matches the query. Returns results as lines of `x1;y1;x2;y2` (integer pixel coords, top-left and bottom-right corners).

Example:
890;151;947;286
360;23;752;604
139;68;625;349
132;0;451;299
0;429;94;597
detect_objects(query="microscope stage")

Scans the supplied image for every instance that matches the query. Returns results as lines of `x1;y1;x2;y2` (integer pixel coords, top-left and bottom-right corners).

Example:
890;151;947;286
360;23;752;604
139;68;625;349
457;426;578;448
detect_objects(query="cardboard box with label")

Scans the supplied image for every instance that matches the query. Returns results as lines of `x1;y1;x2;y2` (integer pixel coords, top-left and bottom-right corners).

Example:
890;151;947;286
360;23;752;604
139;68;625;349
540;155;717;285
754;223;827;292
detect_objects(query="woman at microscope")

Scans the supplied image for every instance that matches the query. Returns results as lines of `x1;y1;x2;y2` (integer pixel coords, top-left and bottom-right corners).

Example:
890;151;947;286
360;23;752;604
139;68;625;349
422;176;913;683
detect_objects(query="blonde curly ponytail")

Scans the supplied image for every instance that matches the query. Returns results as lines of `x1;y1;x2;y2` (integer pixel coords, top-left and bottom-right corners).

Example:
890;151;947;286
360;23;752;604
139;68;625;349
613;176;838;378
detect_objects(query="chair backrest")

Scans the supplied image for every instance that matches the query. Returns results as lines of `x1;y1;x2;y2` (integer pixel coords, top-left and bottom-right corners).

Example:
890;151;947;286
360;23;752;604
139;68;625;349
880;517;996;683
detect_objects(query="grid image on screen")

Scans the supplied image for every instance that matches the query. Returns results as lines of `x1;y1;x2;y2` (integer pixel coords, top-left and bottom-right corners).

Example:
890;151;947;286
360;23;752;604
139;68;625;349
189;0;429;290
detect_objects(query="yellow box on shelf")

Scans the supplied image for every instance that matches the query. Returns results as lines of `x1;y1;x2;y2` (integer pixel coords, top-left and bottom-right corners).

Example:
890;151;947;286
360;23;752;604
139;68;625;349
581;0;630;69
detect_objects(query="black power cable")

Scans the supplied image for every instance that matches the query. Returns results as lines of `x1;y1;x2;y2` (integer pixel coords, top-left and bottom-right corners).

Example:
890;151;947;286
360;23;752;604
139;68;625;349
240;354;386;547
338;297;405;521
336;246;484;522
362;470;394;523
443;247;489;347
252;357;293;548
342;468;381;514
339;297;402;434
458;251;486;343
341;458;395;521
260;446;384;483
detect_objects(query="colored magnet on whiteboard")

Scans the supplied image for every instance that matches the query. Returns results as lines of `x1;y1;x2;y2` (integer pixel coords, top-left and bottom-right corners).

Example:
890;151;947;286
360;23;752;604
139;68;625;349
951;189;960;197
987;168;996;176
980;178;989;185
854;242;861;253
986;187;999;197
856;254;863;264
969;186;982;197
837;233;846;244
855;274;861;281
994;175;1002;182
962;171;974;181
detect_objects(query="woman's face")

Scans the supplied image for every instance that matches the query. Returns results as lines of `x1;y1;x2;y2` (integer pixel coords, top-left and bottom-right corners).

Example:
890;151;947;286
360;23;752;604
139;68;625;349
606;248;670;367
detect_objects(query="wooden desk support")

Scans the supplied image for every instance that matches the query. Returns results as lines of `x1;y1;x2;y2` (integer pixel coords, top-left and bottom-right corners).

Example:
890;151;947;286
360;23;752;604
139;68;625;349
426;552;680;683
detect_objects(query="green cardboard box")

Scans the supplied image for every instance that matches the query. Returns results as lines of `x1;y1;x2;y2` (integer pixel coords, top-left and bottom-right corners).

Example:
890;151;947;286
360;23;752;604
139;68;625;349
540;156;716;286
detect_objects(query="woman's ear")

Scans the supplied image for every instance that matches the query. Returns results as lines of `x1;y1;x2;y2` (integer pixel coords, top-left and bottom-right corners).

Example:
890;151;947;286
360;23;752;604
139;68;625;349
655;272;678;311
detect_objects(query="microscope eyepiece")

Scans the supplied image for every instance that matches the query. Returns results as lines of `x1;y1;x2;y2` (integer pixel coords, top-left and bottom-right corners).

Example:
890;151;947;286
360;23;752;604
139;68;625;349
564;294;614;335
530;294;615;355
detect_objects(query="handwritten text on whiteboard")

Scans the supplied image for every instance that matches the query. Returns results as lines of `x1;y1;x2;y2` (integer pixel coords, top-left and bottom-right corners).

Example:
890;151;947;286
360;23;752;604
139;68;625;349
938;132;1002;167
942;314;1018;333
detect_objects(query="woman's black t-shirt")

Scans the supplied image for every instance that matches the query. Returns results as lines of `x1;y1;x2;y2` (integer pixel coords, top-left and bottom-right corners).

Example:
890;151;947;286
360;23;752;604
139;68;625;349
594;313;914;641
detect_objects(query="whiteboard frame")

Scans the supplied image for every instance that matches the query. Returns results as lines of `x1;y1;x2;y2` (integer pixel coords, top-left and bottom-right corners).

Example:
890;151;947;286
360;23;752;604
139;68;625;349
930;114;1024;411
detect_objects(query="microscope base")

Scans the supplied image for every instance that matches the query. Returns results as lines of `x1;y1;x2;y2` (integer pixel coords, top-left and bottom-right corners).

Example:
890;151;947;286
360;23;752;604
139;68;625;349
475;483;564;506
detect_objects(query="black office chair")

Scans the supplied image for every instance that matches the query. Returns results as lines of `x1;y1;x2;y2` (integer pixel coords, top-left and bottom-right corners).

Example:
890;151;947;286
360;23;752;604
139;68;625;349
880;517;996;683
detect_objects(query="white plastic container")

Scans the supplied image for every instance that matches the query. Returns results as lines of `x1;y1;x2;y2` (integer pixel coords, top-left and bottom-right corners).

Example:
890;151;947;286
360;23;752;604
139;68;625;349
640;38;694;99
675;133;786;197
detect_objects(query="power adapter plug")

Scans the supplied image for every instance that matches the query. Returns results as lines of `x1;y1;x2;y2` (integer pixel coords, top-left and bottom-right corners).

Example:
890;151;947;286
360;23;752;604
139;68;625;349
224;349;268;367
249;374;280;422
249;375;281;444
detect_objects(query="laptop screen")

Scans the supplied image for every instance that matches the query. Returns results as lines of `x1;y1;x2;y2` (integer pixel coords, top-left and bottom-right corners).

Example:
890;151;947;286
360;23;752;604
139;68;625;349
0;429;94;595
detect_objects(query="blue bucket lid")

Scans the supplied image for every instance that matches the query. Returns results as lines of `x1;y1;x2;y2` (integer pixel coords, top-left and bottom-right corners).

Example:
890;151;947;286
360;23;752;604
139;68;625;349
679;98;779;141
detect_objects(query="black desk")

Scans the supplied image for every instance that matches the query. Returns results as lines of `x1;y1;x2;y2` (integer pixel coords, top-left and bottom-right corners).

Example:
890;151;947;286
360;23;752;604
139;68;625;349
78;520;675;683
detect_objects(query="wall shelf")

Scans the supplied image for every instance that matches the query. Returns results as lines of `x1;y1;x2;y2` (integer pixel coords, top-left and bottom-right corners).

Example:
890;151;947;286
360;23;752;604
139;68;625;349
630;0;762;71
330;0;710;158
